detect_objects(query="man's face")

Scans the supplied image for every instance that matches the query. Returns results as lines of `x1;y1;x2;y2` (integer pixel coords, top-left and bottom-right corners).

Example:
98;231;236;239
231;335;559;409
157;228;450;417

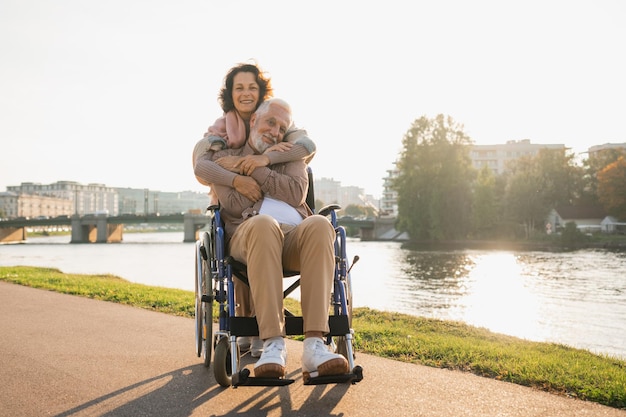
249;104;291;154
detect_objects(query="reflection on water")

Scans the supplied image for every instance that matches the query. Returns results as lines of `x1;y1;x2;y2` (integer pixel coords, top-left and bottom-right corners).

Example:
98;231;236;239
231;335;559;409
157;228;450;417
1;234;625;358
348;241;626;358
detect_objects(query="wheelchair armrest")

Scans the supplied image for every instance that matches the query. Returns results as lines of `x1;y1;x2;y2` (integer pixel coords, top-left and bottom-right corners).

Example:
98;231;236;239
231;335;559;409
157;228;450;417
206;204;220;212
318;204;341;217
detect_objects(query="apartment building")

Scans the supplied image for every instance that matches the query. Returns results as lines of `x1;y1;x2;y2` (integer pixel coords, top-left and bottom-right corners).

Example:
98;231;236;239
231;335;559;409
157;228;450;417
587;143;626;159
0;191;74;219
3;181;210;218
7;181;117;216
470;139;566;175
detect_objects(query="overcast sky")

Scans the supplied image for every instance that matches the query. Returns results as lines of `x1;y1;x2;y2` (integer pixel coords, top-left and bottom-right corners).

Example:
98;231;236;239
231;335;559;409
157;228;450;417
1;0;625;198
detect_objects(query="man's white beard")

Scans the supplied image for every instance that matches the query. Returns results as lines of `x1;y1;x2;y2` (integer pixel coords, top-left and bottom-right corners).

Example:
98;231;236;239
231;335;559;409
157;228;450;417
252;134;272;154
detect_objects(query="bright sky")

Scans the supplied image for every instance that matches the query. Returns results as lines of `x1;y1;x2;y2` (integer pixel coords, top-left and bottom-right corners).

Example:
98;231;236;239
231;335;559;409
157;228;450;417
1;1;625;198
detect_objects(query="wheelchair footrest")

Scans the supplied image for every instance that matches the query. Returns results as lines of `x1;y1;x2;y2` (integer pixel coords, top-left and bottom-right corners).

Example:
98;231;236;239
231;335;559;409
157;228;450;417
232;368;295;387
303;366;364;385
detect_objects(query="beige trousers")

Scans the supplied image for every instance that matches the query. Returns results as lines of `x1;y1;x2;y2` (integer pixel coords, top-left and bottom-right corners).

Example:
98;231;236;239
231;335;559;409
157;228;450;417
228;214;335;340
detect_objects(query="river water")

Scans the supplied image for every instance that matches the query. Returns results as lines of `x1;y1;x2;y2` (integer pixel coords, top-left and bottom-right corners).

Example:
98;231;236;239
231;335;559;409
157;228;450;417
1;233;625;359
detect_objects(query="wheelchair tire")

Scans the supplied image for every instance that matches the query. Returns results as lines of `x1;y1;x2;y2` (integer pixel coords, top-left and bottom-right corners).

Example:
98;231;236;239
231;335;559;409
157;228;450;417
194;241;204;358
214;337;239;387
200;287;212;367
334;271;355;361
200;234;213;368
195;234;213;367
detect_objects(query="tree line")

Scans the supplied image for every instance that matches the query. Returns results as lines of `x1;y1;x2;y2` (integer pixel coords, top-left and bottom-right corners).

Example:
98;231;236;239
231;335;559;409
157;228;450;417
392;114;626;241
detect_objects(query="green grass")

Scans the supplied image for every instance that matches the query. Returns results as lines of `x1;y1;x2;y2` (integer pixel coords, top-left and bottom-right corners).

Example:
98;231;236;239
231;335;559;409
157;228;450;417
1;266;625;409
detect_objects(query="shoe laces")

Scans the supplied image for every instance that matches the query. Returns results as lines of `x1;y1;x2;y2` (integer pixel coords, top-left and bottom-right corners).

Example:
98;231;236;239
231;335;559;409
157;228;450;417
309;338;329;353
264;338;284;354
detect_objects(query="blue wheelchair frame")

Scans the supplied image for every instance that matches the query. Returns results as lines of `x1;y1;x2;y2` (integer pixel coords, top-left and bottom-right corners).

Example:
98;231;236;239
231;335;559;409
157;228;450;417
194;169;363;388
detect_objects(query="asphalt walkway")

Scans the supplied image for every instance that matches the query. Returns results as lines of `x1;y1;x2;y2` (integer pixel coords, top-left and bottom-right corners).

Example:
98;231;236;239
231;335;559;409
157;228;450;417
1;281;624;417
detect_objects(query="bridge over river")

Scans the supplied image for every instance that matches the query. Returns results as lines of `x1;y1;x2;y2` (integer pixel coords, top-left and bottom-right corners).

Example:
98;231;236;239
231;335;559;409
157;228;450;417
0;214;406;244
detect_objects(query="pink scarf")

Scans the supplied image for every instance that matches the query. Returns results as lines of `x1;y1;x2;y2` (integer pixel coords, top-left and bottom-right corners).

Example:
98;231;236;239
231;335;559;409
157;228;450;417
207;110;248;149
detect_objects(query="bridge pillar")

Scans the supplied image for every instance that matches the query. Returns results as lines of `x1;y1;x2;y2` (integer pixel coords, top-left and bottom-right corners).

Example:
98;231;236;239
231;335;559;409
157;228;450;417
70;217;88;243
0;227;27;243
106;224;123;243
70;216;123;243
184;213;207;242
360;228;375;240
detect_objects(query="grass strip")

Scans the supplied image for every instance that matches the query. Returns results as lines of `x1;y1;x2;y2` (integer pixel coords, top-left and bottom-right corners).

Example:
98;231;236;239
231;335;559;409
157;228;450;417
1;266;624;409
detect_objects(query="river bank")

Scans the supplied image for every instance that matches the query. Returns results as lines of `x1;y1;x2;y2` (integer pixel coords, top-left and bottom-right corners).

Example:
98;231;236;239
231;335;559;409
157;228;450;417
1;267;625;410
402;237;626;251
2;233;625;359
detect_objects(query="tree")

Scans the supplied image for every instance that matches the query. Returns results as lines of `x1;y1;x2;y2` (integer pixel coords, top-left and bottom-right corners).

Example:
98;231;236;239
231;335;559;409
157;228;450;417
471;166;498;238
503;148;583;238
534;148;584;208
503;156;545;238
343;204;366;217
597;156;626;220
394;114;474;241
580;148;626;206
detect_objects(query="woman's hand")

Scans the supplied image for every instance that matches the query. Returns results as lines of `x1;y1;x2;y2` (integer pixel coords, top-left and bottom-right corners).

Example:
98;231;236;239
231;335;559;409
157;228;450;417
235;155;271;176
263;142;293;153
215;156;244;173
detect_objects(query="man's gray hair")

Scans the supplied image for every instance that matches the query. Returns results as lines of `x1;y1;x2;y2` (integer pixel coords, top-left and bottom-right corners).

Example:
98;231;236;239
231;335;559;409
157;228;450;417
255;98;292;117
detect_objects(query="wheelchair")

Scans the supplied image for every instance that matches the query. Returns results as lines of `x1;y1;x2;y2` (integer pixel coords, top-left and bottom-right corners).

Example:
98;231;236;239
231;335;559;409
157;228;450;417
194;168;363;388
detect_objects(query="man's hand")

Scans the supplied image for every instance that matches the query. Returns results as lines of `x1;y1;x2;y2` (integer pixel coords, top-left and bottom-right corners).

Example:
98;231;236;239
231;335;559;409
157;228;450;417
232;175;262;202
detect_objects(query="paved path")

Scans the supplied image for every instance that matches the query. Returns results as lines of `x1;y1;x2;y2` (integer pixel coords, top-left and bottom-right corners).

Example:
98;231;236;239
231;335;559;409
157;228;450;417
1;281;624;417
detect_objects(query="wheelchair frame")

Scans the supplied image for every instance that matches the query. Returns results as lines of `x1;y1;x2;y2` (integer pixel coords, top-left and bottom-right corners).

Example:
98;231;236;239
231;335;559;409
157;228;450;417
194;170;363;388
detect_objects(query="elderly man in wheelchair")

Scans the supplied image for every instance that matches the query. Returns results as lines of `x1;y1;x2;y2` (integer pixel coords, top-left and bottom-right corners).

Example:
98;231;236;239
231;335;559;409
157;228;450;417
193;98;362;387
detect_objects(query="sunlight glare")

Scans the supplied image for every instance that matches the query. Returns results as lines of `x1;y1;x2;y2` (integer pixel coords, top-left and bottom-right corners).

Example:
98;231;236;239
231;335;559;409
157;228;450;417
459;252;542;340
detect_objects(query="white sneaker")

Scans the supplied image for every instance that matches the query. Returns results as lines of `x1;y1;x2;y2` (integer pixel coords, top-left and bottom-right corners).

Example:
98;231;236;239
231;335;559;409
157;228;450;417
250;337;264;358
254;337;287;378
302;337;349;379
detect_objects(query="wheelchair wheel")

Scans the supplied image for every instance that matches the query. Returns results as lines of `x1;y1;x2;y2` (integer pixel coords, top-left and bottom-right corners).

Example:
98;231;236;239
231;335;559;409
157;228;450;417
200;233;214;367
334;271;355;360
214;337;240;387
194;241;204;358
195;234;213;367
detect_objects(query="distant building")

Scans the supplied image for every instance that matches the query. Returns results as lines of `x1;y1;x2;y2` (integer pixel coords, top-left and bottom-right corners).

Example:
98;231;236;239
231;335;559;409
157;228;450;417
7;181;118;216
546;205;607;234
587;143;626;159
313;178;369;210
338;185;365;207
4;180;210;218
380;166;398;217
0;191;73;219
115;187;210;215
314;177;341;206
470;139;566;175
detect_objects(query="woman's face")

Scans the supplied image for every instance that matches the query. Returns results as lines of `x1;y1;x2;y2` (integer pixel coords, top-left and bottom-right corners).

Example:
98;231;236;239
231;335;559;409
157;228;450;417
232;71;260;120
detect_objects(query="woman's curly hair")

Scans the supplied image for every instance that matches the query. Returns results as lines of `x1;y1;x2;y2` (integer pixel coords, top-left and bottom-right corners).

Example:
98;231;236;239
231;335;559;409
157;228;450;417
218;62;273;113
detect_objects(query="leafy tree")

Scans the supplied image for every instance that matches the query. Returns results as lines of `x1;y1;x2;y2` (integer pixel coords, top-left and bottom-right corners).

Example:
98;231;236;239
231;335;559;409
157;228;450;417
471;166;498;238
580;148;626;205
394;114;474;241
597;156;626;220
503;148;582;239
560;221;589;247
534;148;584;208
343;204;366;217
503;155;544;238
